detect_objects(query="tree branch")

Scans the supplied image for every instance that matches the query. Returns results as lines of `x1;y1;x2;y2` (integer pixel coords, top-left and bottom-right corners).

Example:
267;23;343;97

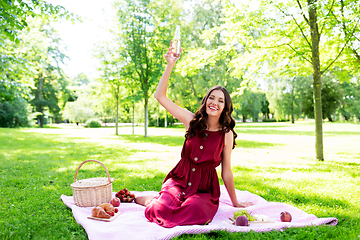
286;43;313;65
321;19;360;74
319;0;336;35
274;3;312;50
290;14;312;49
296;0;310;25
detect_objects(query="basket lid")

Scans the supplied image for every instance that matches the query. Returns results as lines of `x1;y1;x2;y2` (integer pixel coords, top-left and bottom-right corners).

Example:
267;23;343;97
71;177;114;188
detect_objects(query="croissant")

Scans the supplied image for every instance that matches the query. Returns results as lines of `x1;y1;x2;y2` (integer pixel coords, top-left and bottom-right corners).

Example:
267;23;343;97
91;206;111;219
99;203;115;213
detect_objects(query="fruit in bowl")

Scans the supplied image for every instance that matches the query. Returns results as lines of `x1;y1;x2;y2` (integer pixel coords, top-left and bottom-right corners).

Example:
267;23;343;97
115;188;135;203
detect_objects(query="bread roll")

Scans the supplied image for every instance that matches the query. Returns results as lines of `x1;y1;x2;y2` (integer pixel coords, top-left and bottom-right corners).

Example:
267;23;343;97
91;206;111;219
99;203;114;213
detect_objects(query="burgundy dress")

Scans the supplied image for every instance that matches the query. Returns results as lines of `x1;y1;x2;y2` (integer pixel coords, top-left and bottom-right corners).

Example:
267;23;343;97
145;130;225;228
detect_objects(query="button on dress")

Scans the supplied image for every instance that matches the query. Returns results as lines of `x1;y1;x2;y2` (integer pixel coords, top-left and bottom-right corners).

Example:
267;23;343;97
145;130;225;228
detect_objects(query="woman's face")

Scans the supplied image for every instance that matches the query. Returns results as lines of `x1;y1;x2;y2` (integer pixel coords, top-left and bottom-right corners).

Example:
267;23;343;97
205;90;225;118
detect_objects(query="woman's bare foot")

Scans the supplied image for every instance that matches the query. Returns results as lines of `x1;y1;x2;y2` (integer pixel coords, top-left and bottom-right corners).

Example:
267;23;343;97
135;195;157;206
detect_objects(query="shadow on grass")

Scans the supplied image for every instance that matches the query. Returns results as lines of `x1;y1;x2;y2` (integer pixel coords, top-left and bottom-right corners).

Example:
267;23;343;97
235;128;360;136
1;128;359;240
0;128;169;239
117;134;186;147
116;134;284;149
236;124;290;129
231;165;354;210
236;139;284;148
235;128;315;136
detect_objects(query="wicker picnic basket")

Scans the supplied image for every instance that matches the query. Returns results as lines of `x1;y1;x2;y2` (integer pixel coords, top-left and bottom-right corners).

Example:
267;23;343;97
71;160;114;207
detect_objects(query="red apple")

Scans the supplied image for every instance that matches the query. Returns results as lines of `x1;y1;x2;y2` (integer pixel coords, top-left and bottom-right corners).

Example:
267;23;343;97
235;215;249;226
280;211;292;222
110;197;121;207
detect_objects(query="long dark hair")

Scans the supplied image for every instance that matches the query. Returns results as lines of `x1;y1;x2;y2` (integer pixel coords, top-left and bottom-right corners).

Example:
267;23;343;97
185;86;238;149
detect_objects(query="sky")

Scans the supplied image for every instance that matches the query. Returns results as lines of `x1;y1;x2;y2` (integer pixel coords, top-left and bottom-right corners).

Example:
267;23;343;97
48;0;116;79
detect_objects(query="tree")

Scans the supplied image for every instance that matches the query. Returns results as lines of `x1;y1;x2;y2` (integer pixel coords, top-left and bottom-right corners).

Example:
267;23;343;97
266;76;305;123
301;73;344;121
339;80;360;121
232;88;263;122
0;81;29;127
175;0;242;113
98;53;125;135
329;0;360;75
201;0;360;160
96;39;142;134
62;96;95;124
0;0;71;43
113;0;183;137
24;20;68;127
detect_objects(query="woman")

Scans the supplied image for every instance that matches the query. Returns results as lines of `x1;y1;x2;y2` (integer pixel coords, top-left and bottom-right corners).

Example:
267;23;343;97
135;45;253;228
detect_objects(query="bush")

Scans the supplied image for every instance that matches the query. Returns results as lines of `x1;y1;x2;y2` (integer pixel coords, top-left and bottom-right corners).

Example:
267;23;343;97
262;118;289;122
0;97;29;127
85;119;102;128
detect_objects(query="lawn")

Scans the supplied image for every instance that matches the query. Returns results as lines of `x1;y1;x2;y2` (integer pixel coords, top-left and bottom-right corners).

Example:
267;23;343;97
0;120;359;239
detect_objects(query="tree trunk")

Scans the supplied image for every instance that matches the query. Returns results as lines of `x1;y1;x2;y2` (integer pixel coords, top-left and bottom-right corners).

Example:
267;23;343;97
290;102;295;124
39;76;43;128
144;97;148;137
132;101;135;135
115;86;119;135
188;77;201;105
291;82;295;124
308;0;324;160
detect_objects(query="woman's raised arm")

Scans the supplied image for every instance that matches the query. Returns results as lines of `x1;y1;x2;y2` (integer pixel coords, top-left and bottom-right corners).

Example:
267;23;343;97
154;46;194;130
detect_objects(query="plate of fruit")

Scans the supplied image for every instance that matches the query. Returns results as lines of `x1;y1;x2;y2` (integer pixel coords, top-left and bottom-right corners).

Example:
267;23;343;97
228;209;275;226
115;188;135;203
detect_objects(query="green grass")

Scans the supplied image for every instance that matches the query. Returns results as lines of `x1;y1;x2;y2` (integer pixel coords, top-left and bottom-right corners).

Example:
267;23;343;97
0;121;359;239
117;134;185;147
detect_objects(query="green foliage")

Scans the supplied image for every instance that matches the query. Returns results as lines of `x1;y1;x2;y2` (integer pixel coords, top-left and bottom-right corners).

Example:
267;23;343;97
232;88;264;122
0;80;29;127
1;15;72;128
85;119;102;128
199;0;360;160
338;79;360;121
63;96;95;123
174;0;242;113
0;96;29;127
301;74;344;121
96;0;185;135
266;76;306;122
26;20;69;126
0;0;73;43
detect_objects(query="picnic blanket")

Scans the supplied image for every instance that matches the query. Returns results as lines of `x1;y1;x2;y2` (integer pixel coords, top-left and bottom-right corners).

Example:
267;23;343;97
61;185;338;240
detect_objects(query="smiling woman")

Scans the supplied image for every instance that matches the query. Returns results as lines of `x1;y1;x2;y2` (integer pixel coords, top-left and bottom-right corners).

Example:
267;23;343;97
206;90;225;118
134;44;253;228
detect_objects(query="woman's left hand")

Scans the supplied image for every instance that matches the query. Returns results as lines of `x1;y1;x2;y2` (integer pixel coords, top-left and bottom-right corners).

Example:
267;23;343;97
234;202;254;208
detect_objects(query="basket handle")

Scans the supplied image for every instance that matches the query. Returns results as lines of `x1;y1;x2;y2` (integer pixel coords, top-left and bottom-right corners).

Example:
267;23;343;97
74;159;114;183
